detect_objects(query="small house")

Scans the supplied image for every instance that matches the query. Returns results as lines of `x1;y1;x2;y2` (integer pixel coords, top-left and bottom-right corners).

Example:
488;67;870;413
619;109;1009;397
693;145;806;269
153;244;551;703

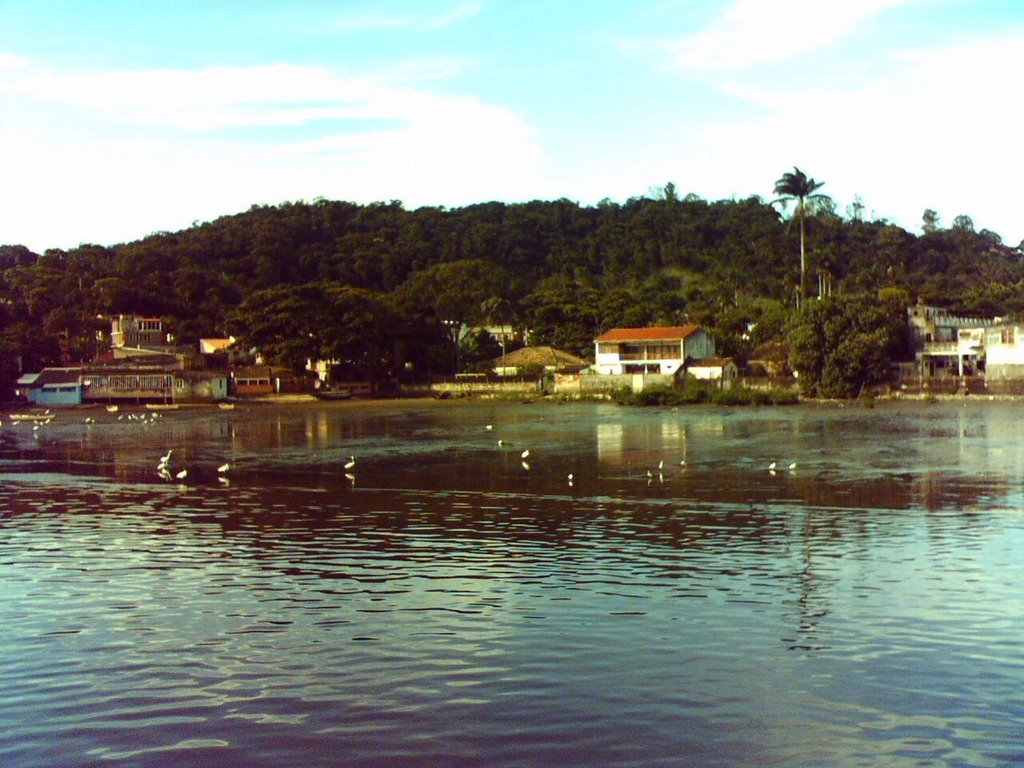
686;357;739;383
492;346;588;376
173;371;230;401
231;366;275;396
985;322;1024;380
27;368;84;406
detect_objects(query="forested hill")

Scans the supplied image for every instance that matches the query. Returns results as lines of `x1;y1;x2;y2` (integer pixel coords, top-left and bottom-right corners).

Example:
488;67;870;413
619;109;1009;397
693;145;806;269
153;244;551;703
2;191;1024;388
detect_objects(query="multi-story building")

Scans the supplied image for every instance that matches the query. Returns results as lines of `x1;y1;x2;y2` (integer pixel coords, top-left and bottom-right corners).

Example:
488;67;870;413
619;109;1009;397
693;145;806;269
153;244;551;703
907;305;996;377
110;315;168;349
593;326;716;375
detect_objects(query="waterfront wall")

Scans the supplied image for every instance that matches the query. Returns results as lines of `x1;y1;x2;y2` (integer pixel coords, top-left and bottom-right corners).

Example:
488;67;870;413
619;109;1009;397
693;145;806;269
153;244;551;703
553;372;675;394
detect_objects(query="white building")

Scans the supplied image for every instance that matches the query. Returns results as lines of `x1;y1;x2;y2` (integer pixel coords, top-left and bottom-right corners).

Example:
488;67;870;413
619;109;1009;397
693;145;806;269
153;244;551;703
907;305;995;377
593;326;715;375
984;323;1024;380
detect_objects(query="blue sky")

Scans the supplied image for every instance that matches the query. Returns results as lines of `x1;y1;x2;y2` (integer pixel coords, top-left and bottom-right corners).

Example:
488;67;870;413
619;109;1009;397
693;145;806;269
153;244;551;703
2;0;1023;252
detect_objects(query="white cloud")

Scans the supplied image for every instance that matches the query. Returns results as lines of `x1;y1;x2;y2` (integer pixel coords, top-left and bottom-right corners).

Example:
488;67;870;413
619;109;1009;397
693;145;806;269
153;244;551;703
2;63;375;129
0;57;545;250
0;51;27;71
681;29;1024;242
658;0;915;73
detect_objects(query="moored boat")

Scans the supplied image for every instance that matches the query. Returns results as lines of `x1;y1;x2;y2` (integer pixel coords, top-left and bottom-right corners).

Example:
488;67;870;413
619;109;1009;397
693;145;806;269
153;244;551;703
313;388;352;401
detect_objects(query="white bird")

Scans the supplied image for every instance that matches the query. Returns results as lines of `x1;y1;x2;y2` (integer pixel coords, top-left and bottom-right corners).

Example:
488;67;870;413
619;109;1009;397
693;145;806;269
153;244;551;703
658;460;664;470
788;462;797;471
521;461;531;471
679;459;687;467
485;424;493;430
175;469;188;480
344;456;356;470
218;476;230;486
521;449;530;459
217;463;230;473
498;439;505;446
768;462;777;471
160;449;173;464
568;473;574;481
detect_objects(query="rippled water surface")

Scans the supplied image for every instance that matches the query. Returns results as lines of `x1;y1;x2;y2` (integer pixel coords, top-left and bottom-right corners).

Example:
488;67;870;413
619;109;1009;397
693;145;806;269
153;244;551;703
2;400;1024;767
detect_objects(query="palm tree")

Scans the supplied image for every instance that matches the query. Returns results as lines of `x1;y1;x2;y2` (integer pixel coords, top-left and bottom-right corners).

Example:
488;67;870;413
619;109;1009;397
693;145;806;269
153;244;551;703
773;167;829;304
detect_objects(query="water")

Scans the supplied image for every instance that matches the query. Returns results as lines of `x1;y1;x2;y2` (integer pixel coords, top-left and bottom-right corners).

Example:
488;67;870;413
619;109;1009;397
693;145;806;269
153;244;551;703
2;400;1024;767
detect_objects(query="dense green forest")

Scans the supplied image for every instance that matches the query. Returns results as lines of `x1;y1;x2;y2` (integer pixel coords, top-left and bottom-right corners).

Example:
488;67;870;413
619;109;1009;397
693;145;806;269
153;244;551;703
3;183;1024;398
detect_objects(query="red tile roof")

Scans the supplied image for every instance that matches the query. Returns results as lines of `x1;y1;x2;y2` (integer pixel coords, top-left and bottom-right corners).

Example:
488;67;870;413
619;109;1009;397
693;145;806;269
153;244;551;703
595;325;701;343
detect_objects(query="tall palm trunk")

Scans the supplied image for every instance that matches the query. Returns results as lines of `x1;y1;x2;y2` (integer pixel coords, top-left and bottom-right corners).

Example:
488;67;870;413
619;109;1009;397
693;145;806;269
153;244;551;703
799;214;806;303
773;167;827;309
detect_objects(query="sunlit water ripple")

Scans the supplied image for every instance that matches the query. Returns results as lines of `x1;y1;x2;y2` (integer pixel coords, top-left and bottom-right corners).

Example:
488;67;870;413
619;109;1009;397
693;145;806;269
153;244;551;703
1;401;1024;767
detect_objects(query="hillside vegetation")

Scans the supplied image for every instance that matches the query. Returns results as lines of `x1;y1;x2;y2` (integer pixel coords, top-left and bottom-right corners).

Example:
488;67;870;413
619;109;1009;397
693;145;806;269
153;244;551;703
2;187;1023;397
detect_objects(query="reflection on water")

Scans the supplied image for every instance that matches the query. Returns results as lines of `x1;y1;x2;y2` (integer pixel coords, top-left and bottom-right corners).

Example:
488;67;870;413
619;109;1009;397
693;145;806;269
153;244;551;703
2;401;1024;767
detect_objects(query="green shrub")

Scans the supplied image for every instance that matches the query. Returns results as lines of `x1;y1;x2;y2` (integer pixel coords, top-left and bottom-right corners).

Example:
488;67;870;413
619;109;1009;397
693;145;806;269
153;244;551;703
611;384;707;406
711;386;800;406
613;383;799;407
712;387;755;406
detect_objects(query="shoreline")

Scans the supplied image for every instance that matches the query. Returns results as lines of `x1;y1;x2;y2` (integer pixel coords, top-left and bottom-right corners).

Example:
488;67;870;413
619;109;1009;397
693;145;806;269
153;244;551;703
3;388;1018;414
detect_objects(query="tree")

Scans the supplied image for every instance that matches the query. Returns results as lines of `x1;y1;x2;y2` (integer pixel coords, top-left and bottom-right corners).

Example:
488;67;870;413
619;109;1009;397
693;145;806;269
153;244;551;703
846;195;865;222
523;275;602;355
228;283;408;378
773;167;830;303
229;284;326;372
788;293;907;398
480;296;516;368
922;208;940;234
952;214;975;232
394;259;511;373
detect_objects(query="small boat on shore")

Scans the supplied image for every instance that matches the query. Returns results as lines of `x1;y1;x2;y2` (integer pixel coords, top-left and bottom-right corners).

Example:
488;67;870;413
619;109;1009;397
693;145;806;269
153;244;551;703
313;388;353;401
106;405;119;413
145;404;180;411
218;403;236;410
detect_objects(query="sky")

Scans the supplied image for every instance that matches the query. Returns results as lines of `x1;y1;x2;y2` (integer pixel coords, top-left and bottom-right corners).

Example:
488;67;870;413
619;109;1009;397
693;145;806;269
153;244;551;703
2;0;1023;253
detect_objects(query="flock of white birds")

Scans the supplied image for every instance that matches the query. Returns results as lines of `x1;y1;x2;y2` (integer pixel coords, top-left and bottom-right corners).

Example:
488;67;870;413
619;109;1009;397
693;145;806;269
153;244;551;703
6;410;797;489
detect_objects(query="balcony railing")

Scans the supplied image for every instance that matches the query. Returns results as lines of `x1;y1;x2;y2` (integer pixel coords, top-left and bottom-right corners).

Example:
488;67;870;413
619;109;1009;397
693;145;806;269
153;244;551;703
616;352;683;361
921;342;959;355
